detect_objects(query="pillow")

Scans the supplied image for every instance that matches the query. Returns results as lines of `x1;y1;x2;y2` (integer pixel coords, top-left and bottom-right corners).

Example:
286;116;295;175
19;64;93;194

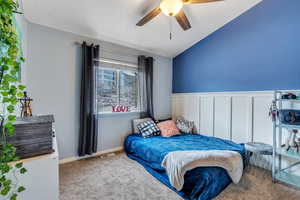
176;117;194;133
133;118;152;133
137;120;161;138
157;120;180;137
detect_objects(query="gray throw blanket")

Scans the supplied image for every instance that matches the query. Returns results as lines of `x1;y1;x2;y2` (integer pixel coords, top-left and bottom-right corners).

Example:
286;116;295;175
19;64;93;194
161;150;243;191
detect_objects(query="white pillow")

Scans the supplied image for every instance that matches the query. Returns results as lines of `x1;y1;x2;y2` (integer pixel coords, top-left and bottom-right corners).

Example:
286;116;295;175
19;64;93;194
176;117;194;133
132;118;152;133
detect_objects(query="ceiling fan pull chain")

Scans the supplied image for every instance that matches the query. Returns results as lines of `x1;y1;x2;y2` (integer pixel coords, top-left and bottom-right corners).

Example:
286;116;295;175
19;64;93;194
169;18;172;40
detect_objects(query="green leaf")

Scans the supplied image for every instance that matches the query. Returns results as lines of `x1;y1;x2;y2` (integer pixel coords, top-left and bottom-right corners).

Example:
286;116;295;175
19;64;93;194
20;168;27;174
16;92;24;97
1;165;11;174
9;96;18;105
0;176;6;182
13;156;20;161
6;104;14;113
2;97;10;103
9;88;17;96
3;74;17;82
10;193;17;200
5;123;14;136
10;70;17;76
18;85;26;90
17;186;25;193
8;115;16;121
0;186;10;196
10;85;17;90
1;91;9;96
4;122;13;130
3;179;11;187
15;162;22;169
1;81;10;90
1;65;9;71
7;129;14;137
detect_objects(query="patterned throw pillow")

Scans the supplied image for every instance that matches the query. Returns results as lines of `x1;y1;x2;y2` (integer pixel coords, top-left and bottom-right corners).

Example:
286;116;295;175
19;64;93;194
137;120;161;138
132;118;152;133
176;117;194;133
157;120;180;137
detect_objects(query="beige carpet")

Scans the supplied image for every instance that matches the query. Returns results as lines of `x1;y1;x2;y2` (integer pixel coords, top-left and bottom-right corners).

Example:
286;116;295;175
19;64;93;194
60;152;300;200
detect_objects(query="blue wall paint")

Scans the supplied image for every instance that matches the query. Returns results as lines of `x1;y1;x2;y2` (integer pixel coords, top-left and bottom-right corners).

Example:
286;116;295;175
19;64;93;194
173;0;300;93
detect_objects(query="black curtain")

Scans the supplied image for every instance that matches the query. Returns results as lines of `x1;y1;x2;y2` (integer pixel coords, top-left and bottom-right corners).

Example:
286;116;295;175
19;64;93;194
138;56;154;119
78;42;99;156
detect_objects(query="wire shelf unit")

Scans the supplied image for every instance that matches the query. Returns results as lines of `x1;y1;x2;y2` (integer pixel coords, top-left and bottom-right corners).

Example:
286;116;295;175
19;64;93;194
272;91;300;188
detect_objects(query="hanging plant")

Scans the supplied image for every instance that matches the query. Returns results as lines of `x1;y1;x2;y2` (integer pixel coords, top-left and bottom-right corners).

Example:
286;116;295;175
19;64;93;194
0;0;27;199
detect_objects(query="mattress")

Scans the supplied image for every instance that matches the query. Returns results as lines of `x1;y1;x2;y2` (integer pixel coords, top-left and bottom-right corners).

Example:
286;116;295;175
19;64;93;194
124;133;245;200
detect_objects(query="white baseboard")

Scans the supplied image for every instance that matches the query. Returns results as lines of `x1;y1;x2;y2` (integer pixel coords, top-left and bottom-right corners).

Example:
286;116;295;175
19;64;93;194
59;146;124;165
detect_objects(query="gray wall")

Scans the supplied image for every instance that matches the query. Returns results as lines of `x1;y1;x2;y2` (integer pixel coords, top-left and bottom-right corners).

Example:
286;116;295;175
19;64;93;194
25;23;172;159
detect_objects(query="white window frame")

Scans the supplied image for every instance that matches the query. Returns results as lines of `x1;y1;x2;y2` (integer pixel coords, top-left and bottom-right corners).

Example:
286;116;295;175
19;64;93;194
95;59;140;116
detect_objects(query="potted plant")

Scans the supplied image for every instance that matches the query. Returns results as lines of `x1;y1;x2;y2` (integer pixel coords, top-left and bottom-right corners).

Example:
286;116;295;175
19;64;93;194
0;0;27;199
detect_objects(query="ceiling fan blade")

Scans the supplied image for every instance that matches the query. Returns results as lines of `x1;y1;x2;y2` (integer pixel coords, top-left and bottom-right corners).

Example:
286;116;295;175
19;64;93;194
136;7;161;26
183;0;223;4
175;10;191;31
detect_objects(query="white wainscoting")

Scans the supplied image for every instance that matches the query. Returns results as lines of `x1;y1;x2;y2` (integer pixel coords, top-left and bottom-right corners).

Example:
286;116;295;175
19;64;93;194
172;90;300;145
172;90;300;170
231;96;253;144
199;96;214;137
173;90;300;172
214;96;232;140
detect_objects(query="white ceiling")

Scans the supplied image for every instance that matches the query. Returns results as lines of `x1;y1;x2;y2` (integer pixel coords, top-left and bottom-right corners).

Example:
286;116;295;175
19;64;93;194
22;0;262;58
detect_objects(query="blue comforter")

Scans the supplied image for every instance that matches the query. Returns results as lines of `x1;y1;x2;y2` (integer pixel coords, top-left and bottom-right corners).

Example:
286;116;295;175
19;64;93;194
124;133;245;200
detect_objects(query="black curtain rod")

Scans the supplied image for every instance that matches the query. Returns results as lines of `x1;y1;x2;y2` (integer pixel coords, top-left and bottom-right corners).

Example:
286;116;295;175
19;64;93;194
74;41;155;61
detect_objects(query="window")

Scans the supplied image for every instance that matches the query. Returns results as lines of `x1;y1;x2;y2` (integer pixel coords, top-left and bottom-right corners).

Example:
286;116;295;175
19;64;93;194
96;62;139;114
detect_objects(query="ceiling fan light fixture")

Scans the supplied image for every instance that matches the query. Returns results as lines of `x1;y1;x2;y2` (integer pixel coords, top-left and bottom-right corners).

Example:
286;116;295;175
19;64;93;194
160;0;183;16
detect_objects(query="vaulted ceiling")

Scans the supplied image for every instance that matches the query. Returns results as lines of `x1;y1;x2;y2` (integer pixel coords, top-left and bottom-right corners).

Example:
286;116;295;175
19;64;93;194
22;0;262;58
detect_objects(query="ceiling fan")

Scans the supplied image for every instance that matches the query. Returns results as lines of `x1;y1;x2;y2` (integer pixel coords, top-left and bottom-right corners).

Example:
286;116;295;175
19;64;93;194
136;0;223;31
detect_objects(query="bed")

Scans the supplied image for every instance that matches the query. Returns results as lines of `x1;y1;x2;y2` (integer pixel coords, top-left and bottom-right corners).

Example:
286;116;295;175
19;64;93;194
124;133;246;200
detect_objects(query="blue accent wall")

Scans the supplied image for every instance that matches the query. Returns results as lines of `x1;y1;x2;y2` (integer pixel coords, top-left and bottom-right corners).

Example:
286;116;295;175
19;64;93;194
173;0;300;93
